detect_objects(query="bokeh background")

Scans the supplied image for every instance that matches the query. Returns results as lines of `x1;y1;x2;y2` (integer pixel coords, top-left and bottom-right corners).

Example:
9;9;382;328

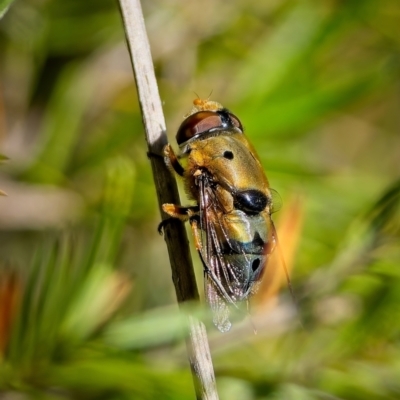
1;0;400;398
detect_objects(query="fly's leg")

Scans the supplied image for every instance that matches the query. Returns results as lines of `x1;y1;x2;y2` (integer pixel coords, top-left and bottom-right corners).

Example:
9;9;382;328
188;216;202;251
164;144;185;177
158;204;199;234
158;144;191;233
162;204;199;220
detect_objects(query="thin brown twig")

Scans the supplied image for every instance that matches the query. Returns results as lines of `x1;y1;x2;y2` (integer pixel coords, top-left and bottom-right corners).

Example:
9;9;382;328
117;0;219;399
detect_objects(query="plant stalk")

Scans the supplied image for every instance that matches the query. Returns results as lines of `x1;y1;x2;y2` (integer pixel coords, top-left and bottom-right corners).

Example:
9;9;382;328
118;0;219;398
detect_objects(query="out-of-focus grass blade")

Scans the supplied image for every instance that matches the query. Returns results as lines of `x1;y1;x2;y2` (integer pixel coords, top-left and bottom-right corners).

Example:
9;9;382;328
46;7;122;54
61;263;131;344
6;157;135;363
310;177;400;297
47;358;194;400
0;0;15;19
365;178;400;239
234;3;330;103
70;112;143;173
303;178;400;358
83;156;135;271
34;238;85;358
21;63;95;184
0;270;21;358
103;305;203;350
229;2;394;139
0;155;7;195
7;246;55;365
240;64;391;139
101;157;135;259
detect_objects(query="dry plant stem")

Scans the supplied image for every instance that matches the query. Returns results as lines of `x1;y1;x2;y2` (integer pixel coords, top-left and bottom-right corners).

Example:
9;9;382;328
118;0;218;399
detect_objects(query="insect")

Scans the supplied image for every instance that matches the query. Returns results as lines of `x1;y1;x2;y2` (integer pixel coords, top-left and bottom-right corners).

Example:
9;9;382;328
162;98;277;332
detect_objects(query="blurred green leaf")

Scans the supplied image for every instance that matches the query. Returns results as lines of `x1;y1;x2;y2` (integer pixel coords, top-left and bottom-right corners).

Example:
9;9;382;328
47;358;194;399
61;263;130;343
102;304;209;350
235;3;331;103
21;62;96;184
0;0;15;19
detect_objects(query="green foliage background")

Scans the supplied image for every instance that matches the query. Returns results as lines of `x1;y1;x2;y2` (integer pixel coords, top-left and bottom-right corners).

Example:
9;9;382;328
0;0;400;399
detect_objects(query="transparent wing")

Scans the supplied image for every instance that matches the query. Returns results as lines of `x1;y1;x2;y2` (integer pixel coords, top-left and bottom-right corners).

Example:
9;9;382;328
194;172;272;332
270;188;282;214
193;173;233;332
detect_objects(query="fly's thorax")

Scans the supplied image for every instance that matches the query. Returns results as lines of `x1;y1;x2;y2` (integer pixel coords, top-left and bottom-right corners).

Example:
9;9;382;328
181;133;271;214
192;134;267;189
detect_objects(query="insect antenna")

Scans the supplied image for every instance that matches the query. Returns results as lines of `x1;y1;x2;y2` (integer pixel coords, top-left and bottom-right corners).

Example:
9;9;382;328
193;89;214;101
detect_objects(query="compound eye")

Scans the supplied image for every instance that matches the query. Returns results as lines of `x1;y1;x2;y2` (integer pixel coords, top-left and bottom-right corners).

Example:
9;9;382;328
176;111;223;145
227;112;244;132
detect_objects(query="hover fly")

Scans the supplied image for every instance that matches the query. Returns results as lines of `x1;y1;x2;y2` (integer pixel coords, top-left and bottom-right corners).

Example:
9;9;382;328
163;99;277;332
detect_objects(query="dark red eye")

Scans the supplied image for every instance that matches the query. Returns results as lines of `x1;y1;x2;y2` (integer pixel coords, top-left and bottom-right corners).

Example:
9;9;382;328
176;111;223;145
227;112;243;131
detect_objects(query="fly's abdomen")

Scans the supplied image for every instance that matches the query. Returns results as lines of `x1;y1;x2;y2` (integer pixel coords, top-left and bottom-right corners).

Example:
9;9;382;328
214;210;273;299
